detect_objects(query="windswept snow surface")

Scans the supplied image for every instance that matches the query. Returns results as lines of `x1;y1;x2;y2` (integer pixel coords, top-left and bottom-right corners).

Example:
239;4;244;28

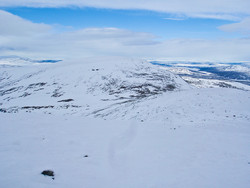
0;113;250;188
0;57;250;187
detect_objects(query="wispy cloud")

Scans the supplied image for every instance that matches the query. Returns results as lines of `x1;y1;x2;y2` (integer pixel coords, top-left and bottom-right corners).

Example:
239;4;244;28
219;17;250;35
0;0;250;21
163;17;186;21
1;10;250;61
188;13;242;21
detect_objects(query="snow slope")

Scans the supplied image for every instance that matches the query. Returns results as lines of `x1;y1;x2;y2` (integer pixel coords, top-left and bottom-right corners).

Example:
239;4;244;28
0;56;250;187
0;113;249;188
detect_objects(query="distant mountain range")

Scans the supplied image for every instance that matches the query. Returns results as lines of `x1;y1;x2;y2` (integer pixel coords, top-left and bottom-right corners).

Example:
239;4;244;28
0;55;62;66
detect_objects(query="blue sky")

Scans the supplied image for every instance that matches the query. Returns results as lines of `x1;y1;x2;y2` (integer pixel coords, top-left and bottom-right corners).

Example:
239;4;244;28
3;7;240;39
0;0;250;61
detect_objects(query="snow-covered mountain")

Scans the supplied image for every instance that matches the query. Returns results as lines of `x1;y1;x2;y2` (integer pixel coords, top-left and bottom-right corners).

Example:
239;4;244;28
1;56;249;122
0;56;250;188
0;56;190;118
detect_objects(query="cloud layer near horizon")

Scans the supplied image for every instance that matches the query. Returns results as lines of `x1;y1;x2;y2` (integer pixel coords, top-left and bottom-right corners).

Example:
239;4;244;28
0;10;250;61
0;0;250;21
219;18;250;35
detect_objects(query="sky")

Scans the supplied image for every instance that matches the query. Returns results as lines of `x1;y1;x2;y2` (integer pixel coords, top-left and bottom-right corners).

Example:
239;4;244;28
0;0;250;61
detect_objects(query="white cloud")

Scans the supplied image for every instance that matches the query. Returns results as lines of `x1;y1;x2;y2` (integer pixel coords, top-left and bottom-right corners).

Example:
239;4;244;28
0;10;51;36
155;38;250;61
0;0;250;20
188;13;241;21
0;10;250;61
219;17;250;35
164;17;186;21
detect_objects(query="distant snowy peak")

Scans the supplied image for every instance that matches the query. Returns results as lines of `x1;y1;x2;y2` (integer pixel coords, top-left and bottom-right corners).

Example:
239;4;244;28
0;56;62;66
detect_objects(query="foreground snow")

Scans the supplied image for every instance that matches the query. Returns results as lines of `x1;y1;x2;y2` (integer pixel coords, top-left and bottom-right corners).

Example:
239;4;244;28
0;57;250;187
0;113;249;188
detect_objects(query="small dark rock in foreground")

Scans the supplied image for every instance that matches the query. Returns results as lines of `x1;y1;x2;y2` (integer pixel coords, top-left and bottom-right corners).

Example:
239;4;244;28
41;170;54;177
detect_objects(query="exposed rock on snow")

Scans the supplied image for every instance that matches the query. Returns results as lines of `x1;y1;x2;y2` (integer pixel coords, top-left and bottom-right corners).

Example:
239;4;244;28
41;170;55;180
41;170;54;177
